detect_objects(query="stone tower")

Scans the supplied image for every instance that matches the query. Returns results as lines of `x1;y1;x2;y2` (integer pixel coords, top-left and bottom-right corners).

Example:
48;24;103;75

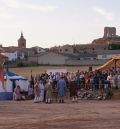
18;32;26;48
103;27;116;38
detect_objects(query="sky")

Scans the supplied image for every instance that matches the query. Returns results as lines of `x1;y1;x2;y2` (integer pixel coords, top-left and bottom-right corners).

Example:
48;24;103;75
0;0;120;48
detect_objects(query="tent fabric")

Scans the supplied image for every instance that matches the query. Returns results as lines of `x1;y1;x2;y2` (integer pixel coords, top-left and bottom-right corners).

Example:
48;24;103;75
4;69;27;80
0;92;13;100
97;55;120;70
0;69;28;100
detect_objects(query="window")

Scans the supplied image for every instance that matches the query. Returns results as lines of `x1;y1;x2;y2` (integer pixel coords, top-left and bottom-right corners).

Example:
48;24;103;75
104;48;106;50
65;49;68;52
102;55;107;58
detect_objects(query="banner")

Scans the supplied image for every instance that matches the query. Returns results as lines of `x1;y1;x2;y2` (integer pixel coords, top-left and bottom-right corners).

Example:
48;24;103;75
0;66;5;92
47;69;67;74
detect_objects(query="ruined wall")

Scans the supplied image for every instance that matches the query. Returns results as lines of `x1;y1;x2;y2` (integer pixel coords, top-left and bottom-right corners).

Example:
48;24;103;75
104;27;116;38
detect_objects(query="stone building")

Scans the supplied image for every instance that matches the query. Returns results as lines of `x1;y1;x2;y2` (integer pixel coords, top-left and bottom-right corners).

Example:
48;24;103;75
97;50;120;60
103;27;116;38
59;45;74;54
28;52;69;65
92;27;120;45
18;32;26;48
73;44;108;54
2;47;35;61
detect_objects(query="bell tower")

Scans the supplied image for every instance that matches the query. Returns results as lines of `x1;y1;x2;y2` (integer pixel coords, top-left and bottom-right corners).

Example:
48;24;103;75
18;32;26;48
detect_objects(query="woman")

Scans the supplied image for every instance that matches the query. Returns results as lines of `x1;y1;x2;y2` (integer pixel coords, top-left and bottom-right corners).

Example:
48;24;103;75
84;74;90;90
39;81;45;102
13;85;22;101
34;81;40;103
69;76;78;102
28;85;34;99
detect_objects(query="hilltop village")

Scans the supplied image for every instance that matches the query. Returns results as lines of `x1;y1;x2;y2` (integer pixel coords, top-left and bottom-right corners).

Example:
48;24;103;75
0;27;120;66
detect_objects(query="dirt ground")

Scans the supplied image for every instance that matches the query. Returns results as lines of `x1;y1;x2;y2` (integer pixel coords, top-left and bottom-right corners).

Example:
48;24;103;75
4;66;120;129
10;66;98;78
0;100;120;129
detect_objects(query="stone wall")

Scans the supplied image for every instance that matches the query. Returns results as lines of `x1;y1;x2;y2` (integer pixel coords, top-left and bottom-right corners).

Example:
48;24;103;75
104;27;116;38
65;59;108;66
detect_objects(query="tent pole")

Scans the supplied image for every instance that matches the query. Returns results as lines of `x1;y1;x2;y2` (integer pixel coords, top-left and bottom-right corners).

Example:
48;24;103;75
115;59;117;72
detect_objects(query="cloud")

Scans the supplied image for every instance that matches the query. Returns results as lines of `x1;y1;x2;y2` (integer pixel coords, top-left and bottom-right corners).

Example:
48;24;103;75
93;7;114;21
0;12;12;19
0;24;21;29
0;6;13;19
20;5;57;12
2;0;57;12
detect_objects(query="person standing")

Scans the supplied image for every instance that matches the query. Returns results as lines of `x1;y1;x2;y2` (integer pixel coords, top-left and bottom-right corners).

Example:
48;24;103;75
28;85;34;99
57;76;67;103
34;81;40;103
69;76;78;102
45;80;53;103
39;81;45;102
117;73;120;89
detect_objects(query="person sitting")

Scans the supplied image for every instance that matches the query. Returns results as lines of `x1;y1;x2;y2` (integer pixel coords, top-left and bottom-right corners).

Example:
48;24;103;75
13;85;22;101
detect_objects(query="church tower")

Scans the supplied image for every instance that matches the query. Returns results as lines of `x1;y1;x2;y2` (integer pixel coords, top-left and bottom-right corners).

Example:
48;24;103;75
18;32;26;48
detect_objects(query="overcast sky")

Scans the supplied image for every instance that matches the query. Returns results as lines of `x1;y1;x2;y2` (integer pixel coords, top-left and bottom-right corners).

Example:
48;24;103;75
0;0;120;48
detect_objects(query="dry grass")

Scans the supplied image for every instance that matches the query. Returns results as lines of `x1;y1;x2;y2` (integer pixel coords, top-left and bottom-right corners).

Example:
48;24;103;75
10;66;98;78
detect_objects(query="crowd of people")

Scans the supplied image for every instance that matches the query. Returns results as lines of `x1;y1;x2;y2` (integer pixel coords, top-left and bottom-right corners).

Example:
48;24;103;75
13;67;120;103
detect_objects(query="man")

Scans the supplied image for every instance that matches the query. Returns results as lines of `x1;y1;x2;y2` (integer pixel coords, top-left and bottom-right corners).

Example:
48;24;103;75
45;79;53;103
57;76;67;103
39;80;45;102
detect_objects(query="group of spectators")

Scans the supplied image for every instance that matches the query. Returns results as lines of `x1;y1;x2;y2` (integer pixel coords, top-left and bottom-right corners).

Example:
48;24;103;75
13;67;120;103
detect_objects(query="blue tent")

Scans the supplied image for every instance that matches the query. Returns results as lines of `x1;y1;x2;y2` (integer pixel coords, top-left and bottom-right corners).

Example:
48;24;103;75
0;69;27;100
4;69;26;80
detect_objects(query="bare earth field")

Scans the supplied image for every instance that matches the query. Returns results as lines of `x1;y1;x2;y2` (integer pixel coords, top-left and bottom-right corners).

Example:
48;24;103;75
10;66;98;78
5;66;119;129
0;100;120;129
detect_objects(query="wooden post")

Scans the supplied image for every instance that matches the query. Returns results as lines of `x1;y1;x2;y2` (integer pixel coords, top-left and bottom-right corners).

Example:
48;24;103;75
114;59;117;72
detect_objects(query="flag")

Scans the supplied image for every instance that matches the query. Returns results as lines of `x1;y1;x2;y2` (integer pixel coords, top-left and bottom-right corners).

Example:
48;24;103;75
0;66;5;92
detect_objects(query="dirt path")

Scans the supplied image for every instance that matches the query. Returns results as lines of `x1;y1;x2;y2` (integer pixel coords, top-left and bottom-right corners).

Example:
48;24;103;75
0;100;120;129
